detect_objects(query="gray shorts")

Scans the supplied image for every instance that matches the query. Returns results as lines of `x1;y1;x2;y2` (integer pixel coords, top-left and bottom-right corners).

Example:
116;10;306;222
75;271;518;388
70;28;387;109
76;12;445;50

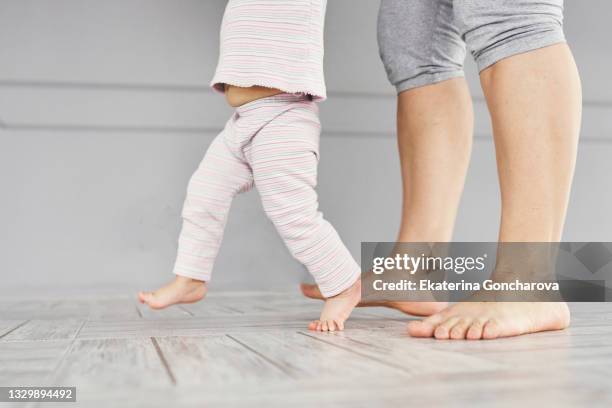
378;0;566;93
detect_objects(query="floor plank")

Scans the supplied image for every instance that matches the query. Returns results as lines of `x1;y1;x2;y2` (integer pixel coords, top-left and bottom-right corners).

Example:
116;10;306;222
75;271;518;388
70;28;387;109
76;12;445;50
0;340;71;386
226;330;408;379
303;327;501;375
88;298;142;321
0;320;83;342
0;320;27;338
155;335;288;386
52;338;174;388
0;300;90;320
77;312;397;340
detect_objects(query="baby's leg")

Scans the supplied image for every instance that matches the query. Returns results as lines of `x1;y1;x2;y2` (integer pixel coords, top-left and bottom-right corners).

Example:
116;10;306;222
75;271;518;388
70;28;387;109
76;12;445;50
139;131;253;309
245;109;361;331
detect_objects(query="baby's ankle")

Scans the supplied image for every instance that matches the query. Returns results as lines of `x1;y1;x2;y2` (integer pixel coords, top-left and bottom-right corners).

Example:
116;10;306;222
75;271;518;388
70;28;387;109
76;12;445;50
175;275;207;286
329;278;361;299
342;278;361;293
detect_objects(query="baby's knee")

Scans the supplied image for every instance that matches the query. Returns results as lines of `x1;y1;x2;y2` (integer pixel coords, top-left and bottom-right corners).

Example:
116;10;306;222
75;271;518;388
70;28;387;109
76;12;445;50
258;182;323;243
454;0;566;72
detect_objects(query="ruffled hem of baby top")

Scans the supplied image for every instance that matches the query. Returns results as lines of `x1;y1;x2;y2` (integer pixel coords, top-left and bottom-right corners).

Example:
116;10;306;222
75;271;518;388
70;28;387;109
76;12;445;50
210;0;328;102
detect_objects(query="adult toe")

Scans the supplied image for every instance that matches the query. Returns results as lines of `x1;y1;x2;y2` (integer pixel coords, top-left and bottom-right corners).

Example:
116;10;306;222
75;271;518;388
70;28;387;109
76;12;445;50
466;318;487;340
407;312;447;338
434;316;461;340
449;318;471;340
482;319;501;340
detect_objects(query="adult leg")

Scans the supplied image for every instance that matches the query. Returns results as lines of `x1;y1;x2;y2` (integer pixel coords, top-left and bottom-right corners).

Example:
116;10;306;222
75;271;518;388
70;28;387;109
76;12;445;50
395;79;473;243
302;0;472;316
484;44;581;243
408;0;581;339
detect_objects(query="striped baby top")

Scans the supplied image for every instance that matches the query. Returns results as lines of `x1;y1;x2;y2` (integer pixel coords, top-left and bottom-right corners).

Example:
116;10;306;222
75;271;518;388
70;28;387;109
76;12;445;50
211;0;328;101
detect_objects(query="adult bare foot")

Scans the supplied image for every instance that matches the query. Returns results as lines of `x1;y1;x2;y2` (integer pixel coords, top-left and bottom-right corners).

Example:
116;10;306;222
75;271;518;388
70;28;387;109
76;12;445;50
300;283;447;317
308;279;362;332
138;276;207;310
407;301;570;340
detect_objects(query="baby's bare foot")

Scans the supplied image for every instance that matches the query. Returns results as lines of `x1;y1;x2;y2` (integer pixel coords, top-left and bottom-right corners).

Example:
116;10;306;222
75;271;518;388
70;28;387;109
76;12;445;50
300;283;447;317
308;279;361;332
407;301;570;340
138;276;207;310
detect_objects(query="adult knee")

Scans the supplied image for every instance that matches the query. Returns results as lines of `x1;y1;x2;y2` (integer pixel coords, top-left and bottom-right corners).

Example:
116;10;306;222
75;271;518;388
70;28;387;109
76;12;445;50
454;0;566;72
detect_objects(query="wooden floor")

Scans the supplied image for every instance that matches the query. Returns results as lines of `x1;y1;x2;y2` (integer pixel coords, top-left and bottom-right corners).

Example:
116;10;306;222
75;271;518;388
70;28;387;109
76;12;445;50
1;293;611;407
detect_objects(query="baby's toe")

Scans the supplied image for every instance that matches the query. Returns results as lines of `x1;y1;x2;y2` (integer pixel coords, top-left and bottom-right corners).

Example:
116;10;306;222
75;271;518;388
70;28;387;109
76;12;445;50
327;320;336;332
309;320;320;331
335;320;345;331
138;292;152;304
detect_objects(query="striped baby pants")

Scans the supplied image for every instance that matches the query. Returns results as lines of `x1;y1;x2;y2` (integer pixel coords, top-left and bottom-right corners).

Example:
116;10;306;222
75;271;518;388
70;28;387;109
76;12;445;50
172;94;360;298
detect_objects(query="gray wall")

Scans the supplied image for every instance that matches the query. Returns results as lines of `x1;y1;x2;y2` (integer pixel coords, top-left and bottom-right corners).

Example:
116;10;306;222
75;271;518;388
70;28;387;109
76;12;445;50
0;0;610;295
